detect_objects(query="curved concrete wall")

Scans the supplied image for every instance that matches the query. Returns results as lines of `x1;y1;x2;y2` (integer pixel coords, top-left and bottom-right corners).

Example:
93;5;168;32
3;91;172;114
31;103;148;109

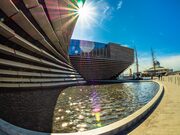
0;0;86;88
0;81;164;135
0;0;86;132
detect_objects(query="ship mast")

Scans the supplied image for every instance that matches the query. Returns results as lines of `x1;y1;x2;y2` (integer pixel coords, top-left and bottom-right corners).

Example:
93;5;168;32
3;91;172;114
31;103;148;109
134;47;140;79
135;47;139;74
151;48;156;75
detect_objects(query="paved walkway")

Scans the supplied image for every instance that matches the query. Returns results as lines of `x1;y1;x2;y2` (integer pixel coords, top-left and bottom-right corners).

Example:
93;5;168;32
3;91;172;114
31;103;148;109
129;75;180;135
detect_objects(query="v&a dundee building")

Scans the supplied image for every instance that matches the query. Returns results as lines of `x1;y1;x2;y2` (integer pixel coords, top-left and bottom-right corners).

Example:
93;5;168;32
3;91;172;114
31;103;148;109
69;39;134;80
0;0;134;133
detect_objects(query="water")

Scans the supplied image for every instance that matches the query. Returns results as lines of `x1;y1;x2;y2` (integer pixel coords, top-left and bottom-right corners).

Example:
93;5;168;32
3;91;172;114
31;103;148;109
52;82;159;133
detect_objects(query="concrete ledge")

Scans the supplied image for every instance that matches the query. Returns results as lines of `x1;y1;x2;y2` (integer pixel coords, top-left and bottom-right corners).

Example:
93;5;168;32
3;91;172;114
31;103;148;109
0;81;164;135
0;80;86;88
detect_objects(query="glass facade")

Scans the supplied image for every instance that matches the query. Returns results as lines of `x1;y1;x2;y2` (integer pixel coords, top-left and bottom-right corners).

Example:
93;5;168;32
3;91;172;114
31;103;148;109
69;39;109;58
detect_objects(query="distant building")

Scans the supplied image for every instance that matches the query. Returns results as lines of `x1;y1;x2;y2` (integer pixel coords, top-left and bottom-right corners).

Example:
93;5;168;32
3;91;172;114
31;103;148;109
69;39;134;80
143;61;173;76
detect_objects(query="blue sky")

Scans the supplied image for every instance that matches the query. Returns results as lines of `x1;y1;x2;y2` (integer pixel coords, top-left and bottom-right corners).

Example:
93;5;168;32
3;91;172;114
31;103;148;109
72;0;180;71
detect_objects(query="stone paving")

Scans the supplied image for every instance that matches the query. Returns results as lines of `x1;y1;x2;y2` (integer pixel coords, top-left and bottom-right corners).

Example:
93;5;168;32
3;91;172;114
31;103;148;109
129;75;180;135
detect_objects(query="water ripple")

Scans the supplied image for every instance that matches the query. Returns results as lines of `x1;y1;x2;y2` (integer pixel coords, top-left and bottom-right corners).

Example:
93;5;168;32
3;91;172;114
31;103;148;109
52;82;159;133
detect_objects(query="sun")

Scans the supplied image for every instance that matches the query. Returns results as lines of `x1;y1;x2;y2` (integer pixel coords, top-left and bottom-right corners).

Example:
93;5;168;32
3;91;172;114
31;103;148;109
78;4;91;18
76;1;97;27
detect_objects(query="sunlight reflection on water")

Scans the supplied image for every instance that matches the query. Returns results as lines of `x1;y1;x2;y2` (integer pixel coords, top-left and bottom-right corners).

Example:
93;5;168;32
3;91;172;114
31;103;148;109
52;82;159;133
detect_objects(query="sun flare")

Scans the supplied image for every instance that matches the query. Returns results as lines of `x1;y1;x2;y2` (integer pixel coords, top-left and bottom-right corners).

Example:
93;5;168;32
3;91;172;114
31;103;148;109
78;4;91;18
76;1;97;27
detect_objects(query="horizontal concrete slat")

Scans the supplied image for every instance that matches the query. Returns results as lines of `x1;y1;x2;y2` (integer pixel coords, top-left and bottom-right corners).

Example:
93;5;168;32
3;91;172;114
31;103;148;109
0;22;15;38
19;83;42;88
39;39;68;64
0;43;74;71
64;78;84;81
0;0;19;16
49;68;78;74
40;59;71;71
40;49;72;67
0;14;71;68
41;81;80;87
0;69;82;78
0;44;15;54
23;0;39;8
10;35;41;53
0;81;86;88
0;83;19;88
17;71;41;77
0;78;30;82
30;78;65;82
0;8;67;66
41;73;81;78
0;70;18;76
0;58;49;71
0;77;70;83
11;11;44;40
0;58;78;74
15;49;41;62
0;78;86;84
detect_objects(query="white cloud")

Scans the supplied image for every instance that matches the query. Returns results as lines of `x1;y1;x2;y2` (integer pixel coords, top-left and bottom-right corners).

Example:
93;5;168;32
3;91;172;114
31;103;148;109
117;1;123;10
97;0;114;24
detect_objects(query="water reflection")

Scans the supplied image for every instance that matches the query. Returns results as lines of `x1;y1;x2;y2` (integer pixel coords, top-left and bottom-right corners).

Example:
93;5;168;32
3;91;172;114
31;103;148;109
52;82;159;133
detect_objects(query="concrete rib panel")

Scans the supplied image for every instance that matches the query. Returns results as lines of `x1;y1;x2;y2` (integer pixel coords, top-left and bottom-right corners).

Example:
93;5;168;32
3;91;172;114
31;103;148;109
0;69;82;78
58;0;79;52
0;0;19;17
39;39;67;63
0;58;78;74
0;0;85;88
23;0;39;9
28;5;61;48
1;1;68;62
0;80;86;88
0;83;19;88
11;11;44;40
0;44;71;71
44;0;67;54
0;27;67;67
0;22;15;38
0;77;31;82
